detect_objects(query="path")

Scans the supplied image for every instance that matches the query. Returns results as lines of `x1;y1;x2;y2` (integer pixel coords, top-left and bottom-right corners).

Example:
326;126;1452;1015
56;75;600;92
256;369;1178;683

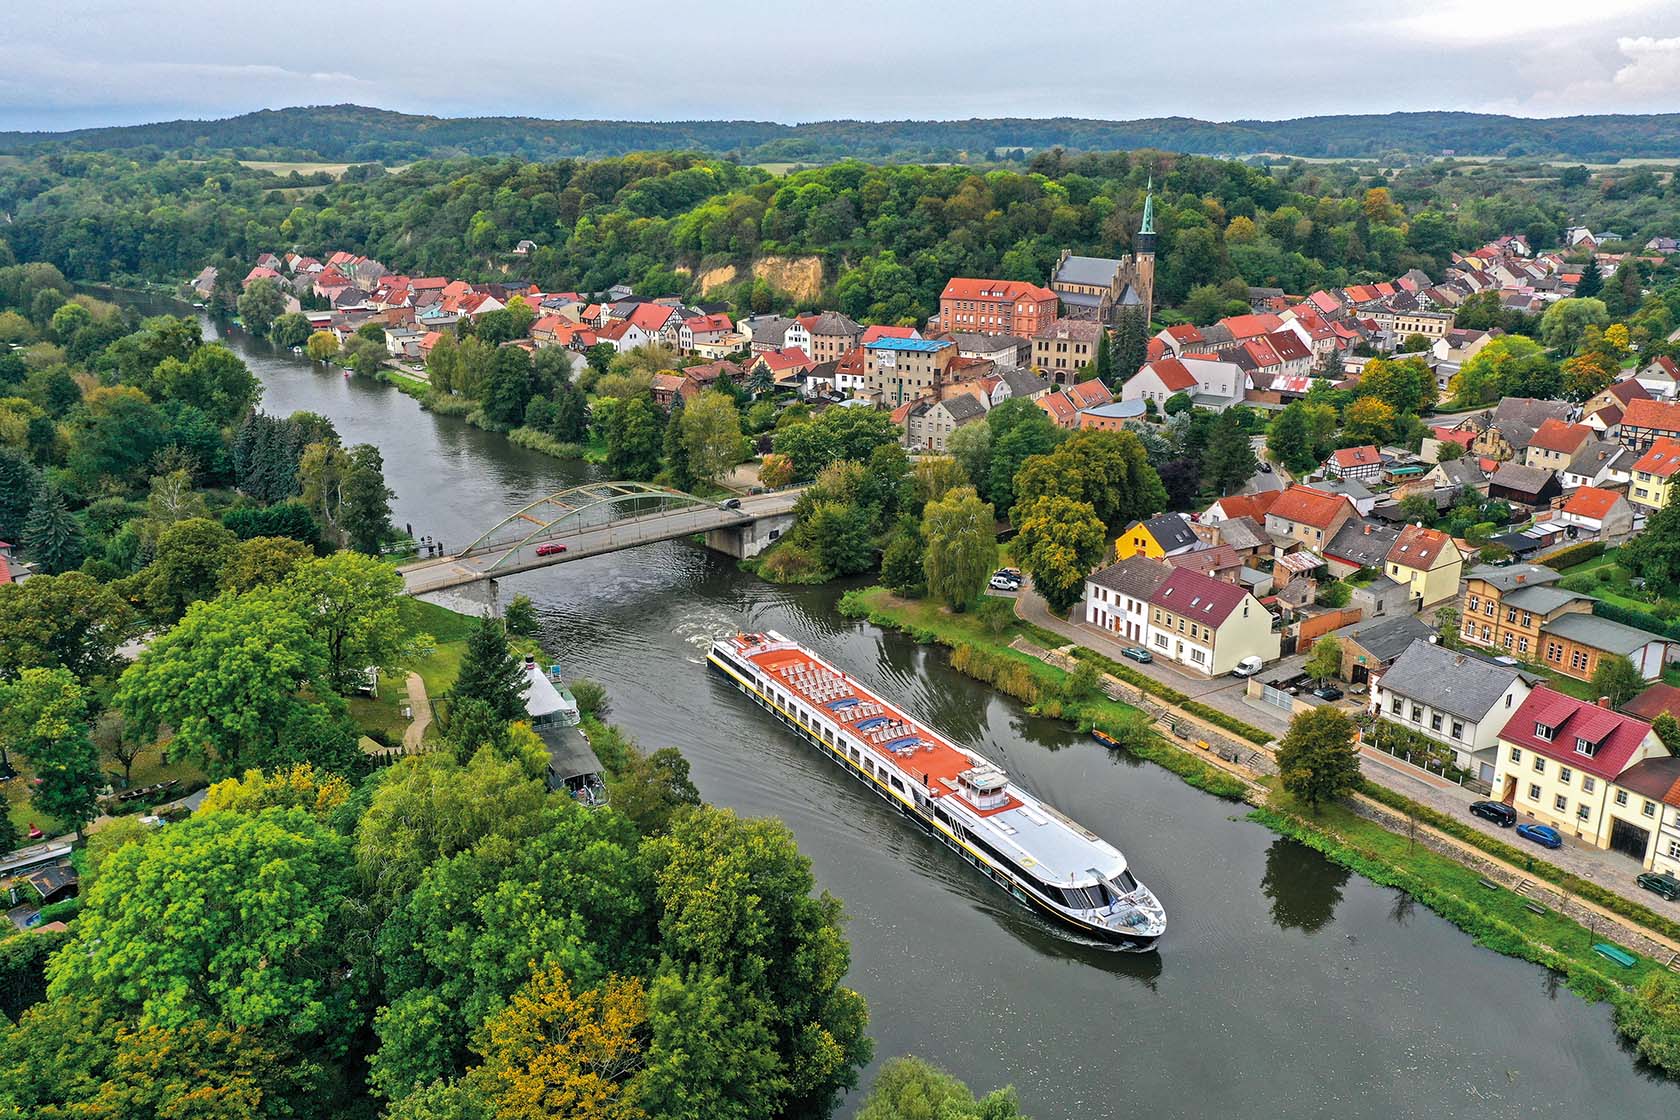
403;672;433;749
1015;582;1680;922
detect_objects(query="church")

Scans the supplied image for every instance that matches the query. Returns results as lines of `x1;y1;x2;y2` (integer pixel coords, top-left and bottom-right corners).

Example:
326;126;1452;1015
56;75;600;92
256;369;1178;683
1049;186;1157;326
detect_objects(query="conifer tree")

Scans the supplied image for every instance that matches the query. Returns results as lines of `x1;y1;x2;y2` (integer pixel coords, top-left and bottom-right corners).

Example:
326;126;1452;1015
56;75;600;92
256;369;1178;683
453;614;528;722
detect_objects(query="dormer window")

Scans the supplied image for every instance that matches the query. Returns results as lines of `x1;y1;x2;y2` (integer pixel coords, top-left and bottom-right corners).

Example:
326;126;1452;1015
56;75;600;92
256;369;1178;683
1575;737;1596;757
1534;723;1553;741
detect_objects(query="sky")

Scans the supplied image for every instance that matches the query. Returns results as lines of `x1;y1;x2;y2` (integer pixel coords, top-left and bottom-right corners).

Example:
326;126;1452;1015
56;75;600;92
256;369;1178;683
3;1;1680;132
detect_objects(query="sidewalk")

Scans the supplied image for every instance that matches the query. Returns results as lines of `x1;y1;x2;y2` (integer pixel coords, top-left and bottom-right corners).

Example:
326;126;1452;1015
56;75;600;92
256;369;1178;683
1015;583;1680;921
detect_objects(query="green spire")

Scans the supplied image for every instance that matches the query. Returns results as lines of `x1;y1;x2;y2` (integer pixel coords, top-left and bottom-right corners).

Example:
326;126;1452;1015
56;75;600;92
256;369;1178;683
1140;175;1155;237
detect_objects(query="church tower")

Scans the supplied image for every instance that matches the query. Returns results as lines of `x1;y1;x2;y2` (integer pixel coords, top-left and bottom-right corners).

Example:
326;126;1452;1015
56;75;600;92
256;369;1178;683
1134;178;1157;324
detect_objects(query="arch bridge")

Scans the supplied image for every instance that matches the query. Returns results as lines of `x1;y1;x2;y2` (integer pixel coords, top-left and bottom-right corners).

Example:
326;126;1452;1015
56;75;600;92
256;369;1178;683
399;481;801;595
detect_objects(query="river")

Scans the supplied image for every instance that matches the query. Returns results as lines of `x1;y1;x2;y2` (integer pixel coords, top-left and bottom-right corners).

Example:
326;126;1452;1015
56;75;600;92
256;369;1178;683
178;305;1677;1116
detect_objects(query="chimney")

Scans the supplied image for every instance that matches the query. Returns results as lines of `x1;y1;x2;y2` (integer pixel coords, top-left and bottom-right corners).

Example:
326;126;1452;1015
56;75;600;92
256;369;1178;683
1597;696;1612;709
1515;574;1527;584
1363;523;1372;535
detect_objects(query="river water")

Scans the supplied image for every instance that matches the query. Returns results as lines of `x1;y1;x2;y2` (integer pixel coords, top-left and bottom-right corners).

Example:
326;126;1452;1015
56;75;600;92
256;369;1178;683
183;306;1675;1116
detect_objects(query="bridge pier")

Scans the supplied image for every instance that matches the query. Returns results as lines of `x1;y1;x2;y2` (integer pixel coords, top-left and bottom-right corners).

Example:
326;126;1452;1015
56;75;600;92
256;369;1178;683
705;511;796;559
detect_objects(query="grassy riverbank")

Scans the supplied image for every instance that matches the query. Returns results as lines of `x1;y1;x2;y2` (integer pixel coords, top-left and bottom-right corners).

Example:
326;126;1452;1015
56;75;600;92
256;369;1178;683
837;587;1251;799
837;585;1680;1076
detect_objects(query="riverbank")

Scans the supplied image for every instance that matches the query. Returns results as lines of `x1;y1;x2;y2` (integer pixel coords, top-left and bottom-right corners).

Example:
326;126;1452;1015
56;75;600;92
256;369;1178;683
844;583;1680;1076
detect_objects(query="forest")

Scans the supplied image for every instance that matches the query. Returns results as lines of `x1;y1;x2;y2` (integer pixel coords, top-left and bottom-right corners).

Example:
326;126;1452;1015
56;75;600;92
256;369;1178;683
6;142;1680;326
12;104;1680;163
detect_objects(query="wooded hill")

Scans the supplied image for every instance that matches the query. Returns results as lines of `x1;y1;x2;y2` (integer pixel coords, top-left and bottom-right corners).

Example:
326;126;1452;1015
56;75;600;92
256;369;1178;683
9;105;1680;163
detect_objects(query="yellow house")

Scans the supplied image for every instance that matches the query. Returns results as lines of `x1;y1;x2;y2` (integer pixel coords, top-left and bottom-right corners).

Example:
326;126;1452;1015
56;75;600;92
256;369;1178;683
1114;512;1200;561
1384;524;1462;609
1145;566;1281;675
1628;436;1680;513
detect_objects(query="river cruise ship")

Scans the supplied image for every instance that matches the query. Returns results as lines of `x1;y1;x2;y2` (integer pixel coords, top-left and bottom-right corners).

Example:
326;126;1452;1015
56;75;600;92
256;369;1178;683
709;631;1166;949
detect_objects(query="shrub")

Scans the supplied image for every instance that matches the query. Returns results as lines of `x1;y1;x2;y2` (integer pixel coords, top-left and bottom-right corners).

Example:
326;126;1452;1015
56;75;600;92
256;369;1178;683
973;597;1015;636
1543;540;1606;571
569;678;609;716
1594;601;1680;641
506;426;585;459
757;542;827;583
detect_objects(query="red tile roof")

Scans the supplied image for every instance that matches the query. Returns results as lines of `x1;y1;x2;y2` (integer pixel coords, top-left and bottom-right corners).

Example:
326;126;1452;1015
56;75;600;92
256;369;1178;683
1606;379;1651;405
1146;337;1167;361
1562;486;1624;521
1270;485;1353;529
1387;524;1452;568
1164;324;1205;343
757;347;813;373
1331;445;1381;469
1632;437;1680;478
1148;566;1250;626
1623;398;1680;433
860;325;919;345
940;278;1056;303
1266;330;1311;362
1501;687;1655;781
1036;392;1077;426
1308;291;1342;314
626;303;676;332
683;312;734;334
1220;313;1284;340
1430;426;1477;448
1065;379;1112;408
1210;491;1281;521
1623;683;1680;723
1141;358;1197;392
1528;418;1592;455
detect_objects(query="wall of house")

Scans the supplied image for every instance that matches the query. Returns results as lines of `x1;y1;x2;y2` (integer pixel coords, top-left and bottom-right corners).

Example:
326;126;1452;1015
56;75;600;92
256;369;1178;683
1373;678;1528;775
1389;553;1461;609
1492;735;1666;847
1084;582;1148;643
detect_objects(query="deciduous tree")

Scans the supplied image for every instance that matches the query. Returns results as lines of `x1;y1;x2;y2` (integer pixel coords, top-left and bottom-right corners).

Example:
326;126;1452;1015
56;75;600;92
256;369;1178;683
681;391;743;486
1276;705;1361;812
1592;654;1645;709
283;552;418;691
921;486;995;610
236;278;286;339
0;667;102;829
0;570;134;681
1012;495;1106;615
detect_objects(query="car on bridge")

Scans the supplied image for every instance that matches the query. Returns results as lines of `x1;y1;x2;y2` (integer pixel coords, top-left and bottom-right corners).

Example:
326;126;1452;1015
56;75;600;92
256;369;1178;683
535;543;569;557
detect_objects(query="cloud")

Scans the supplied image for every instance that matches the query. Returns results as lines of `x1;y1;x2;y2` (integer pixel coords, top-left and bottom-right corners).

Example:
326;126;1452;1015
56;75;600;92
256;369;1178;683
1611;35;1680;97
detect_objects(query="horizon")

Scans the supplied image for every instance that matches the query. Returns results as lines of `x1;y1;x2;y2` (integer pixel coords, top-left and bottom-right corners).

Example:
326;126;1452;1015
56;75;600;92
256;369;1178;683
3;1;1678;132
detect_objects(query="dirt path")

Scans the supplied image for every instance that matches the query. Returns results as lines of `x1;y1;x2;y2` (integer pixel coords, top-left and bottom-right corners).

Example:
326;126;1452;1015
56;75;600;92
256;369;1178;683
403;673;433;749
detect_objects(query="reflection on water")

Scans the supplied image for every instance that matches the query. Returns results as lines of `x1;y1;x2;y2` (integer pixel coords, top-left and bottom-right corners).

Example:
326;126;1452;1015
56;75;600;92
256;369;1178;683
120;294;1678;1118
1260;837;1352;934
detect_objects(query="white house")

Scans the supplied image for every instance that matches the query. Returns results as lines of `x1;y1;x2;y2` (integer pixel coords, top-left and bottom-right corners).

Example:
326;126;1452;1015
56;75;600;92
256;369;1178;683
1083;556;1172;645
1121;356;1248;411
1370;640;1533;783
1632;356;1679;401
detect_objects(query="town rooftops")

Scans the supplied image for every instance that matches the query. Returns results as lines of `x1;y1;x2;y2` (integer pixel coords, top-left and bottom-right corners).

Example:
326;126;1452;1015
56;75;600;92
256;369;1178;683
1211;491;1281;522
859;324;920;345
1561;486;1625;521
1542;612;1669;655
1502;583;1594;614
1632;437;1680;477
1469;562;1561;592
940;277;1056;302
1331;445;1382;470
999;367;1049;397
1086;554;1173;599
1081;399;1147;421
1132;512;1200;553
1388;524;1453;568
1148;566;1251;625
1216;516;1268;553
1035;318;1103;342
1053;255;1126;287
1378;641;1529;722
1270;485;1353;529
1501;686;1655;780
1328;614;1436;665
1529;419;1594;455
1489;397;1572;444
1489;461;1554;495
1611;756;1680;808
1325;519;1399;568
1622;398;1680;431
866;336;953;354
803;310;862;336
1623;683;1680;723
1140;357;1197;392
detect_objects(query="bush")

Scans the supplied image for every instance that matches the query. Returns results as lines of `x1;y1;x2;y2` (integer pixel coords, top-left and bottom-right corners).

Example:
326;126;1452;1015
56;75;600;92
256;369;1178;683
422;392;475;417
1543;540;1606;571
757;542;828;583
973;597;1016;636
569;678;609;716
1064;646;1275;745
506;426;585;459
1594;600;1680;641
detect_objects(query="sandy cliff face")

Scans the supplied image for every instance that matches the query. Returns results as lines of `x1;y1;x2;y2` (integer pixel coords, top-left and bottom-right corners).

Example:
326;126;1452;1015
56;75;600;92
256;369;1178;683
696;256;825;302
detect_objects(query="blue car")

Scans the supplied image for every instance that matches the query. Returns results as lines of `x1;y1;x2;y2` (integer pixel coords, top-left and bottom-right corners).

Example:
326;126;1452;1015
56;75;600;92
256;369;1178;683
1516;822;1564;849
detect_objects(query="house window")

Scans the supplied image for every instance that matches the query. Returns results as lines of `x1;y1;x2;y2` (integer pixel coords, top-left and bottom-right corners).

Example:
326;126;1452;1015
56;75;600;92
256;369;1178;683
1644;801;1657;818
1484;601;1495;616
1502;632;1514;649
1615;789;1629;807
1554;794;1568;812
1570;650;1589;672
1578;804;1592;822
1583;776;1596;793
1451;721;1464;740
1546;642;1563;663
1190;648;1205;665
1154;633;1168;649
1668;839;1680;860
1535;723;1553;741
1468;595;1479;612
1506;608;1517;623
1391;697;1403;714
1509;747;1521;763
1575;737;1595;756
1411;704;1424;722
1521;612;1532;627
1528;783;1542;801
1517;638;1529;654
1430;713;1443;732
1533;757;1546;773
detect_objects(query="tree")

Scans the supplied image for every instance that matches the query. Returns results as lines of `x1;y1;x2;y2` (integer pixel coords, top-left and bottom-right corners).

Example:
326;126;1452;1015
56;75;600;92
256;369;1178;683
804;500;875;576
1654;713;1680;755
946;421;992;493
115;588;338;777
770;406;899;480
305;329;339;362
467;968;648;1120
271;311;312;349
1540;298;1610;356
1562;349;1618;402
1202;410;1259;495
985;411;1060;516
0;667;102;829
453;614;527;722
236;277;286;338
91;709;147;786
1276;705;1361;812
1397;493;1438;526
1434;605;1462;650
1449;335;1558;406
595;396;665;480
1592;654;1645;709
1576;257;1603;300
284;552;418;692
21;484;84;574
856;1057;1027;1120
660;393;692;490
1342;397;1396;446
481;346;535;427
65;385;167;491
879;518;925;595
1013;495;1106;615
1164;391;1193;415
682;391;743;486
0;446;40;543
609;746;701;837
921;486;995;610
1011;429;1166;537
221;534;313;592
0;570;135;681
1622;501;1680;596
45;806;354;1037
1303;636;1343;686
504;594;540;637
342;443;395;554
141;516;238;623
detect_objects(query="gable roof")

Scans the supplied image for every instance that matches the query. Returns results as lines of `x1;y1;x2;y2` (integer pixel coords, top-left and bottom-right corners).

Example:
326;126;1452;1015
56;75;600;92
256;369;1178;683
1501;686;1654;780
1623;683;1680;723
1610;756;1680;809
940;278;1056;303
1329;614;1436;665
1528;418;1593;456
1542;612;1669;655
1269;485;1354;529
1215;516;1268;552
1064;379;1112;409
1622;398;1680;433
1561;486;1625;521
1137;358;1197;392
1148;567;1250;626
1035;318;1102;343
1489;461;1554;495
1331;445;1382;470
1633;437;1680;478
1053;255;1126;287
1606;378;1652;405
1210;491;1281;522
1502;584;1594;614
804;310;862;337
859;324;919;345
1378;641;1528;721
1387;524;1454;569
1489;397;1572;445
1130;512;1200;553
1086;555;1173;600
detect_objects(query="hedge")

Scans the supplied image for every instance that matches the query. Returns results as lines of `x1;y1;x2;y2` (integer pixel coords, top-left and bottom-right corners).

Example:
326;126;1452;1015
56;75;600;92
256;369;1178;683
1594;600;1680;642
1359;780;1680;946
1542;540;1606;571
1065;646;1276;746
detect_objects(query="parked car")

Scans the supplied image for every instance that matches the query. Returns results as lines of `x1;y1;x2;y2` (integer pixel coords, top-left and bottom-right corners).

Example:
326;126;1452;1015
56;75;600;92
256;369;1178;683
996;567;1022;579
1469;800;1517;827
1636;871;1680;901
1312;685;1344;701
1121;646;1153;664
720;497;742;510
1257;461;1273;473
535;542;569;557
1516;823;1564;849
988;575;1020;591
1230;656;1264;678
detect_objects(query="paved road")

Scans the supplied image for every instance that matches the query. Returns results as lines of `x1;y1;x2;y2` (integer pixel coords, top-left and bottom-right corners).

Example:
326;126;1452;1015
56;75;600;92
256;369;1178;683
1016;584;1680;919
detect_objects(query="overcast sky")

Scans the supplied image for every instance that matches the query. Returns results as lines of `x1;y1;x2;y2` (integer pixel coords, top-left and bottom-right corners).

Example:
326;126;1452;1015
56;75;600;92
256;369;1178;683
4;1;1680;132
